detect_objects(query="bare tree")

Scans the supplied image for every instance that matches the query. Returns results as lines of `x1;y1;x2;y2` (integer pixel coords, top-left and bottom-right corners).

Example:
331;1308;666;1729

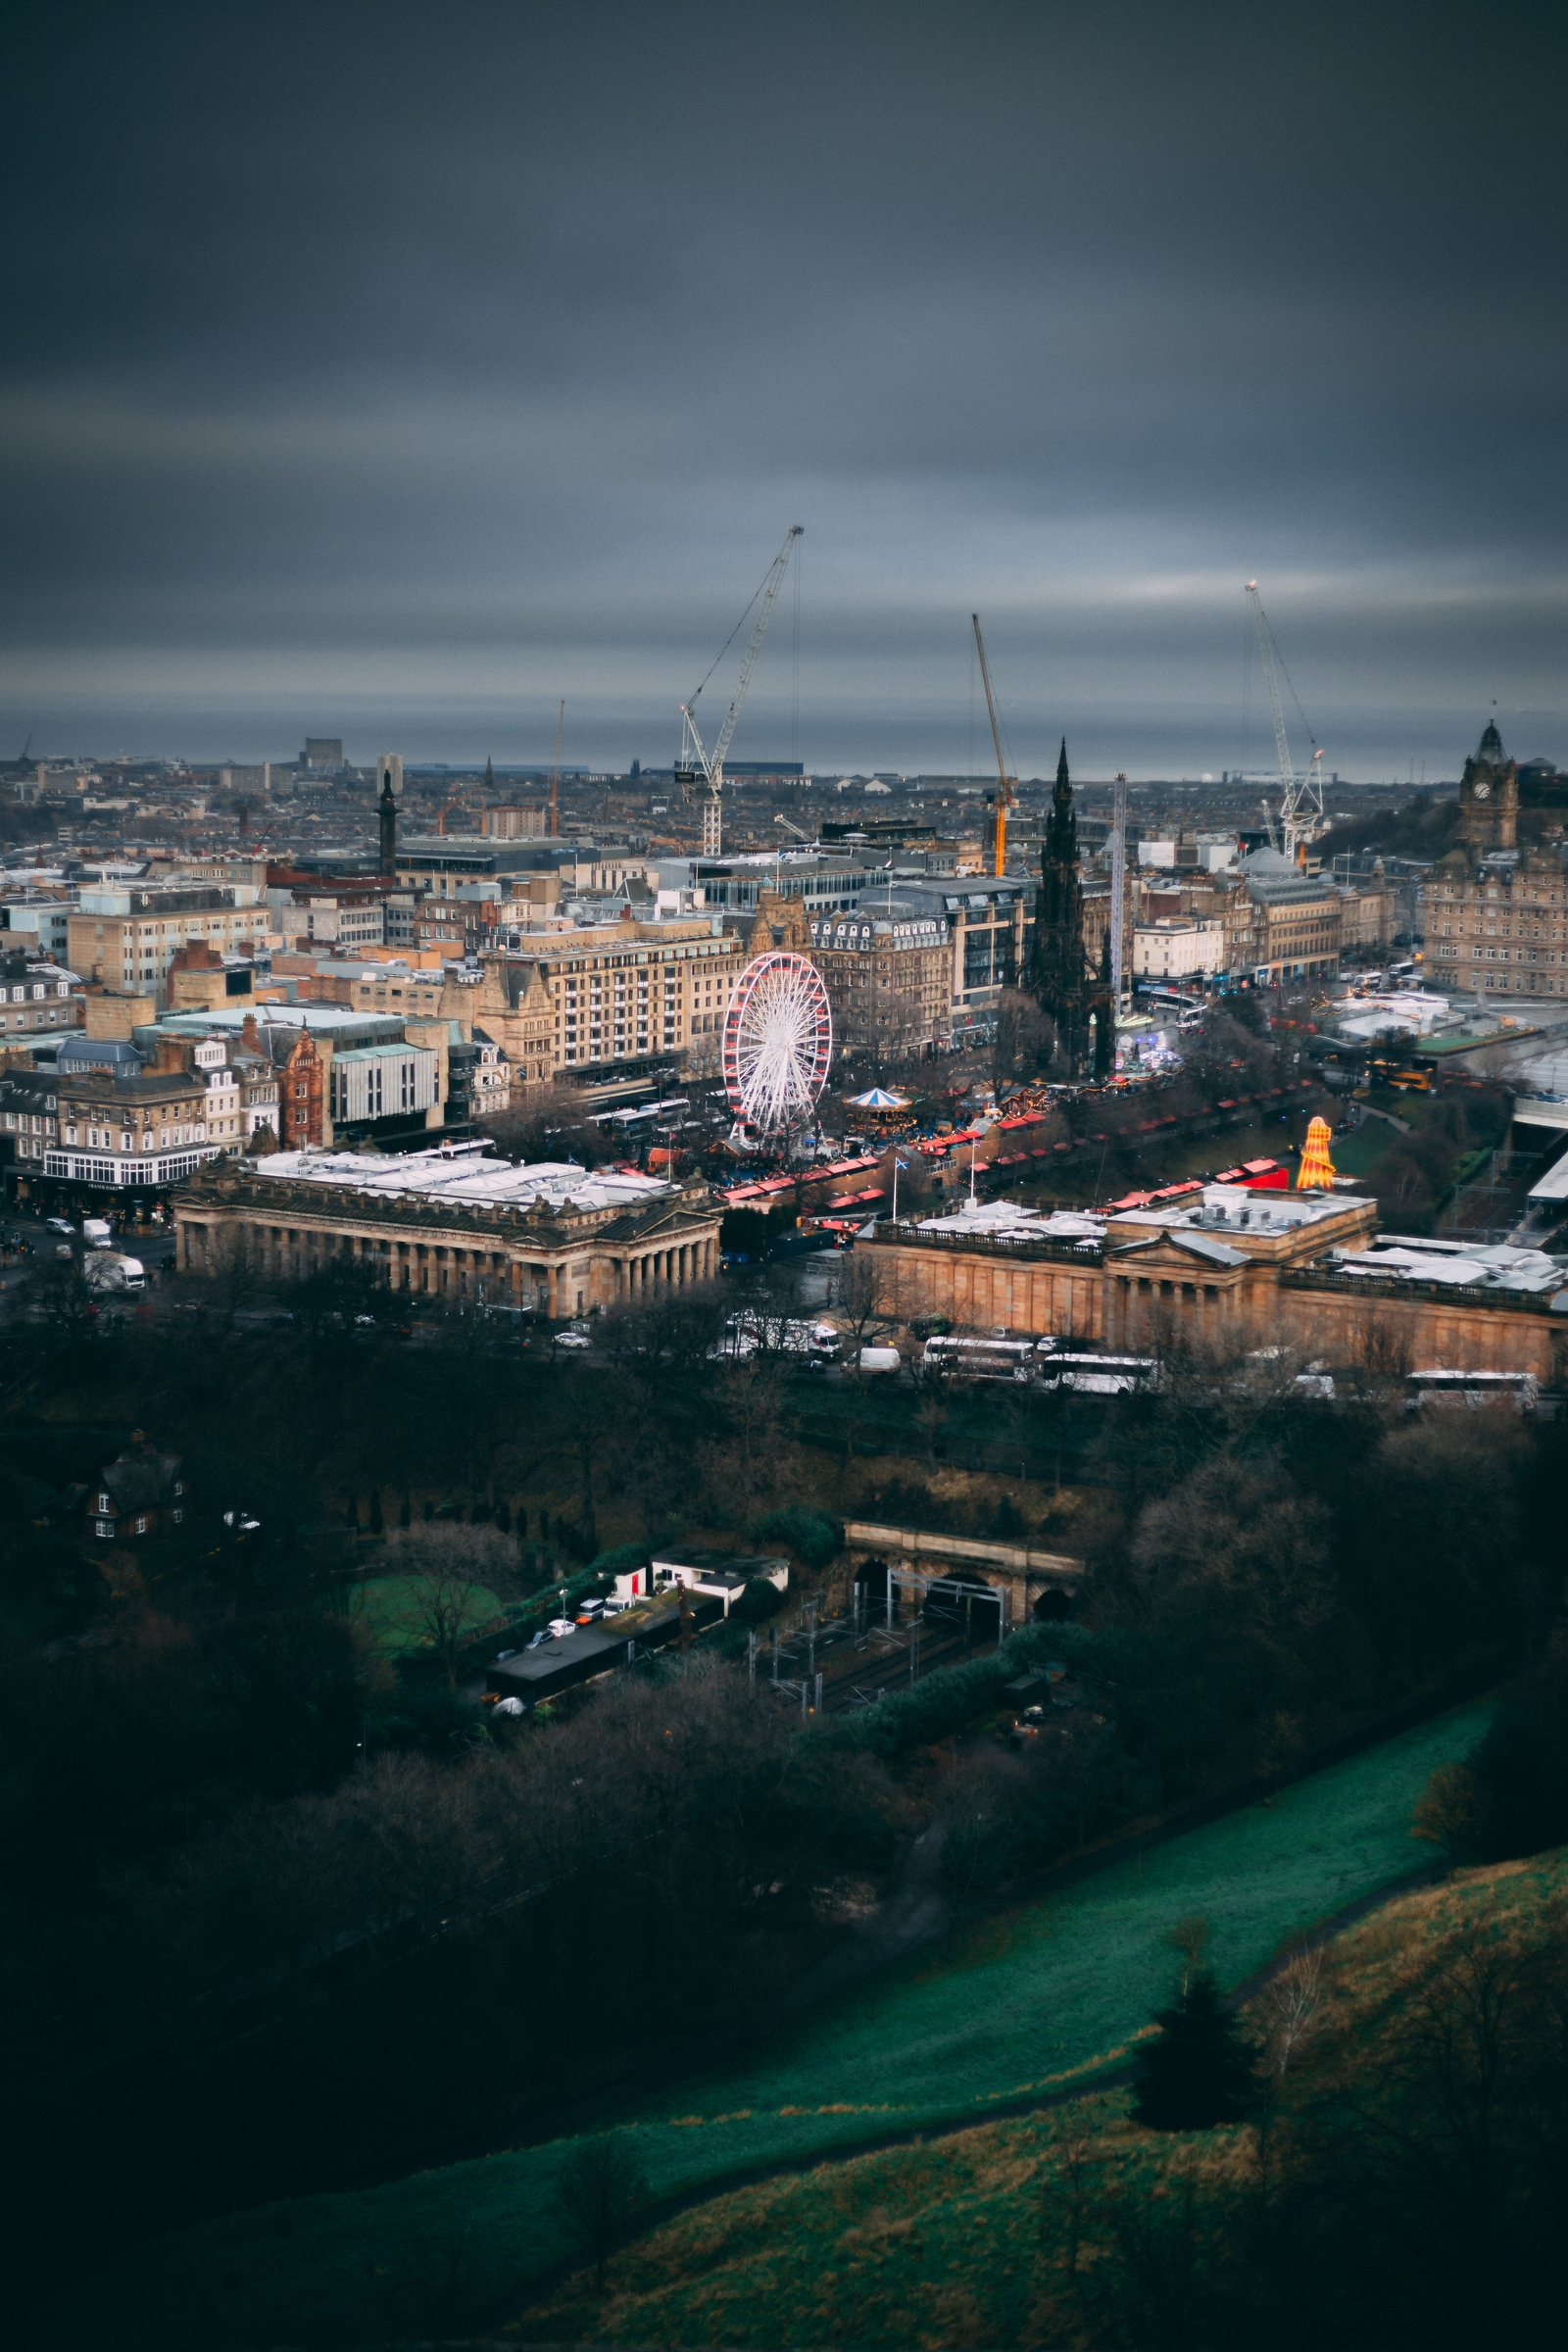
383;1522;514;1688
831;1249;904;1357
1047;2116;1094;2282
1167;1914;1212;1995
208;1223;264;1329
549;2132;650;2294
993;987;1054;1090
1258;1944;1323;2077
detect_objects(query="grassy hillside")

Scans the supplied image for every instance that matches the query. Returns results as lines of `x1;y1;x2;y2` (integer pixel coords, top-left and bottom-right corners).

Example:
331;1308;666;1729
518;1845;1568;2348
56;1698;1493;2349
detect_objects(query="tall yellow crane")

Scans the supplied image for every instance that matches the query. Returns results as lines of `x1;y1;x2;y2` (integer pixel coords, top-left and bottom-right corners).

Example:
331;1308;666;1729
972;612;1017;875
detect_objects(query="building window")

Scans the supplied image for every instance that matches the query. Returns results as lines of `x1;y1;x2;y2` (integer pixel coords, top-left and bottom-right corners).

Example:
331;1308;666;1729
98;1492;111;1511
135;1516;148;1535
96;1519;113;1538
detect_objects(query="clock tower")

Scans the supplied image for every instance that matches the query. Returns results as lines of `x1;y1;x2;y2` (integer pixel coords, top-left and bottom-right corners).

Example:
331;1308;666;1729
1456;719;1517;853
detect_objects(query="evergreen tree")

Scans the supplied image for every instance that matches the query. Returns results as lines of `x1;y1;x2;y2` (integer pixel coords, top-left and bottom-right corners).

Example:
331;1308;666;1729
398;1494;412;1530
1133;1970;1257;2131
368;1489;383;1536
344;1494;358;1530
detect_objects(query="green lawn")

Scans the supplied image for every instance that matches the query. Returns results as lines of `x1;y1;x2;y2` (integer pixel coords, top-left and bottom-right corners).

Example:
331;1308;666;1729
348;1571;506;1654
1319;1120;1389;1177
64;1698;1491;2350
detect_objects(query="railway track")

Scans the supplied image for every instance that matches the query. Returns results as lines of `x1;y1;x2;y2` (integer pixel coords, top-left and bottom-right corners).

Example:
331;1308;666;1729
761;1609;999;1714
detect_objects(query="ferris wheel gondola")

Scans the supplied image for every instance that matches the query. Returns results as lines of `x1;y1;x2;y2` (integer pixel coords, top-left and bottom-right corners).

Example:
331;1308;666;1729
721;951;833;1140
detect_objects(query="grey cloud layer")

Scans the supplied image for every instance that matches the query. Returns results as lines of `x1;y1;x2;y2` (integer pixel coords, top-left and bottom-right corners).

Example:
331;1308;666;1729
3;0;1565;772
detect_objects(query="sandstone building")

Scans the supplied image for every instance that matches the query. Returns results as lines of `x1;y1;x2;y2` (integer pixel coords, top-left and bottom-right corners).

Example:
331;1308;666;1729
806;906;951;1059
1421;723;1568;1003
867;1182;1568;1381
173;1146;723;1318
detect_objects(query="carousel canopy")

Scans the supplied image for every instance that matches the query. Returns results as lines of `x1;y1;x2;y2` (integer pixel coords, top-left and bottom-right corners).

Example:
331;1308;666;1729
846;1087;910;1110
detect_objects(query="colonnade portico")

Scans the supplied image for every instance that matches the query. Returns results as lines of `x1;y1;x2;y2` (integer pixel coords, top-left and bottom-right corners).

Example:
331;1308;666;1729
172;1154;724;1320
617;1236;716;1298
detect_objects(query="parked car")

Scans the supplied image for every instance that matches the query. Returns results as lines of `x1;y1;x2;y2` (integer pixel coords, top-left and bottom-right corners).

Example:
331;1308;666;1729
858;1345;902;1374
46;1217;74;1237
553;1330;592;1350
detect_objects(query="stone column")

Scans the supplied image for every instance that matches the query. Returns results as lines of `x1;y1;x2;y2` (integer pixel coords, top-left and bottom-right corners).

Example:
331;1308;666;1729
547;1263;559;1320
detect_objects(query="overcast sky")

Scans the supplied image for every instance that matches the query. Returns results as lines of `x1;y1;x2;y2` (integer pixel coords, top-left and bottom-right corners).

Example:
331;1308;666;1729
4;0;1565;779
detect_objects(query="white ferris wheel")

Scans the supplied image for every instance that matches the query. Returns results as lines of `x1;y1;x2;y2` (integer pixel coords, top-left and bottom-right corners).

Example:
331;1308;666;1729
721;951;833;1140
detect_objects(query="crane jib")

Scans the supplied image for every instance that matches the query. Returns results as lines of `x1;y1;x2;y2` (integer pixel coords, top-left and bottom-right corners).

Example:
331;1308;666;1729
678;526;803;858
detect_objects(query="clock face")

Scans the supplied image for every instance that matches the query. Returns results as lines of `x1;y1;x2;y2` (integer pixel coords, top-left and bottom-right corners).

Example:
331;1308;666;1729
1473;780;1492;801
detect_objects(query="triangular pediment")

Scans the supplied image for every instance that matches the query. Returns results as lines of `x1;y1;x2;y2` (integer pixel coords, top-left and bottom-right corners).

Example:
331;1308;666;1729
1110;1233;1248;1278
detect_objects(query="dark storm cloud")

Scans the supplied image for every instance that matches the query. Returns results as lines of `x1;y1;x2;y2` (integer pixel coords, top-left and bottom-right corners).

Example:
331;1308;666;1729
3;0;1565;773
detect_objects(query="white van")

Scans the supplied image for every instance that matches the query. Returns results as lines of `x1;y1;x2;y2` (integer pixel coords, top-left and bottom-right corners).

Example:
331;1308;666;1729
858;1345;901;1374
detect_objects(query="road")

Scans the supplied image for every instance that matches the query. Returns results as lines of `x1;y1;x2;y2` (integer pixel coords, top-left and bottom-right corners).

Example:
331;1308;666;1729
0;1203;176;1296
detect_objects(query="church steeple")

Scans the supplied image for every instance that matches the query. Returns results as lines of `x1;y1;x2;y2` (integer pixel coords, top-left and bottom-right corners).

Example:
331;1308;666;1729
1044;739;1077;869
378;767;398;877
1030;737;1110;1076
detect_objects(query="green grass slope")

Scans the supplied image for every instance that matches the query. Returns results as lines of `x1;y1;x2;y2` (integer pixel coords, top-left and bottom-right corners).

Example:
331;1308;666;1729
61;1699;1492;2350
521;1845;1568;2350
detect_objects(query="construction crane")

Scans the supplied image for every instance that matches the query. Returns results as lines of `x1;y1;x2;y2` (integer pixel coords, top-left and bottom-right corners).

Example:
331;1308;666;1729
677;525;803;858
1110;770;1127;1013
773;811;814;844
551;698;564;838
1246;582;1326;863
971;613;1017;876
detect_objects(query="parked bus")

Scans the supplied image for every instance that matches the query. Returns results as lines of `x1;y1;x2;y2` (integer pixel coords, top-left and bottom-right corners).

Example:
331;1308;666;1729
921;1334;1040;1384
1406;1368;1538;1414
1144;987;1204;1015
1036;1350;1162;1396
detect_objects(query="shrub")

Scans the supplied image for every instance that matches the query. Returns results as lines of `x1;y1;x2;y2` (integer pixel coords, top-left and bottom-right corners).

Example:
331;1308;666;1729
730;1575;788;1628
751;1504;838;1569
587;1542;651;1580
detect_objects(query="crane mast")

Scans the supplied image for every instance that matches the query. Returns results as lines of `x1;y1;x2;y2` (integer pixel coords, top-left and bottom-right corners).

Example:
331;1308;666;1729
971;612;1017;876
678;525;803;858
1246;581;1325;863
1110;769;1127;1013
